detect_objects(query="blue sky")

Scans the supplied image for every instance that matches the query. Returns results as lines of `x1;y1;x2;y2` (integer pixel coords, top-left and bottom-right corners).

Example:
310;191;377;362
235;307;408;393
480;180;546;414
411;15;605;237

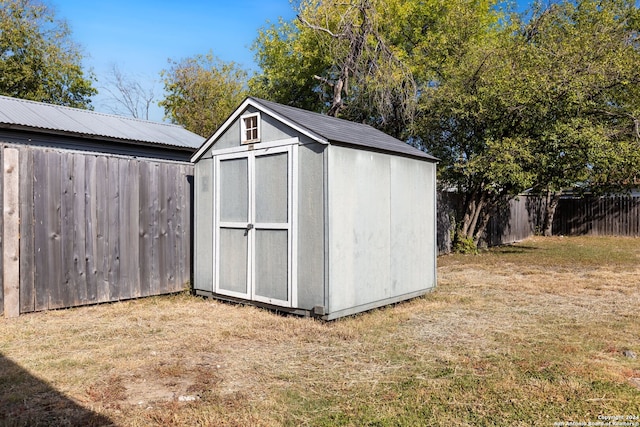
55;1;531;122
55;0;297;121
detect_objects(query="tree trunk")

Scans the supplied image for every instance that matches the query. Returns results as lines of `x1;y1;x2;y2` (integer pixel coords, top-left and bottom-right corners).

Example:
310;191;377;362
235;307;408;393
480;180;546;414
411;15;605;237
452;188;488;252
466;192;486;240
473;202;494;246
543;189;561;236
459;189;483;239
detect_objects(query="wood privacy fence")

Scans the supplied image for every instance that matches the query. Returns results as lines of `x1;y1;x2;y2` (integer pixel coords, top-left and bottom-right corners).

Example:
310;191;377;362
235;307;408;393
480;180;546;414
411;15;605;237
1;145;193;317
437;192;640;253
552;196;640;237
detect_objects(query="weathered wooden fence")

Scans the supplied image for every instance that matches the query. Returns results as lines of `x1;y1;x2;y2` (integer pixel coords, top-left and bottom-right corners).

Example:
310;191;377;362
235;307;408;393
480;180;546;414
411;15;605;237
438;192;640;253
553;196;640;237
1;145;193;317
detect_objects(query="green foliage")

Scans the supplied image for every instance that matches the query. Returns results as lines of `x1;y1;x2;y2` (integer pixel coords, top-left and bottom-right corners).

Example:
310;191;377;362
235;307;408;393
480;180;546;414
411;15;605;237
416;0;640;241
249;18;328;113
0;0;96;108
515;0;640;195
160;51;248;137
452;235;479;254
250;0;420;137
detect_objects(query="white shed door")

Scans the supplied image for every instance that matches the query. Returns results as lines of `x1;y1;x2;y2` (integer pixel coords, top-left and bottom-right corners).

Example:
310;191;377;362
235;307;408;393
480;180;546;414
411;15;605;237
215;145;295;307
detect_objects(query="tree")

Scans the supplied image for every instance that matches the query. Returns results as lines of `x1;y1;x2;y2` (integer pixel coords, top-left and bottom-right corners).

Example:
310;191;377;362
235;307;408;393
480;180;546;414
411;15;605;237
160;52;248;137
516;0;640;235
250;18;329;113
251;0;417;138
416;0;640;246
0;0;96;108
102;64;156;120
253;0;526;248
409;1;531;249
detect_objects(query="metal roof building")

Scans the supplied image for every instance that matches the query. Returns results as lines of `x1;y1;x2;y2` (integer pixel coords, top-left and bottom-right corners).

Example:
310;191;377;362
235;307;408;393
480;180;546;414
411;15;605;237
192;97;438;319
0;95;202;161
0;95;203;318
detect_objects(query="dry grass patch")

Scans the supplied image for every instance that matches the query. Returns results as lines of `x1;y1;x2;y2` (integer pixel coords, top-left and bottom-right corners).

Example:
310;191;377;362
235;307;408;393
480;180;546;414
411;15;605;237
1;236;639;426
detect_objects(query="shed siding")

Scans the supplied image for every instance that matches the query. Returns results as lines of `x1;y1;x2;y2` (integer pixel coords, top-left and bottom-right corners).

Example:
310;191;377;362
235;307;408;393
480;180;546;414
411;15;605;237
262;114;302;142
194;160;214;292
206;108;311;153
389;156;437;295
328;146;435;314
328;146;392;313
209;121;241;151
296;143;326;309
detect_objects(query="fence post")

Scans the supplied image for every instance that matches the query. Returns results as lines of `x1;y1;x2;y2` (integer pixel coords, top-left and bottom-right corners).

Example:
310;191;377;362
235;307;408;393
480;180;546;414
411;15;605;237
3;148;20;318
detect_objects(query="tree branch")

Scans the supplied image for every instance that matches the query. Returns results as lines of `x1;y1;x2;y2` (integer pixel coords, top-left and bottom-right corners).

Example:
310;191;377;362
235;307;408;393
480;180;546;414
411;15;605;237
297;14;346;38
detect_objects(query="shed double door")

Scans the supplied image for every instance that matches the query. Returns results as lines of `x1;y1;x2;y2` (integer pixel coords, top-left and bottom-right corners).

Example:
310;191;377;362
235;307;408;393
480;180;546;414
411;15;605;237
215;145;296;307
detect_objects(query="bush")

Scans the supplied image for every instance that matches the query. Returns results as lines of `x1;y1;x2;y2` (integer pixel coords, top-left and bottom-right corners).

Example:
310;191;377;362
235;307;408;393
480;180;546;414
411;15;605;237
452;235;478;254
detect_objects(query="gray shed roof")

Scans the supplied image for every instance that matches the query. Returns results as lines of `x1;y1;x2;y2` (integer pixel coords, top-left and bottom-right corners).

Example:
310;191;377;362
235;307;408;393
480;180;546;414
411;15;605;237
191;97;437;162
0;95;203;150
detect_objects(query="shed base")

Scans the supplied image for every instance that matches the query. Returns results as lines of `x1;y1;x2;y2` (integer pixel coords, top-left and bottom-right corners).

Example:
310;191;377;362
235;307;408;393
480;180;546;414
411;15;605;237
194;290;313;317
194;287;435;320
321;288;434;320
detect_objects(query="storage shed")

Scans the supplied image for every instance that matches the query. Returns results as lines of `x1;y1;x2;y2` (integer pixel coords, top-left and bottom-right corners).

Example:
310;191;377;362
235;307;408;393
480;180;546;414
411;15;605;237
191;97;437;320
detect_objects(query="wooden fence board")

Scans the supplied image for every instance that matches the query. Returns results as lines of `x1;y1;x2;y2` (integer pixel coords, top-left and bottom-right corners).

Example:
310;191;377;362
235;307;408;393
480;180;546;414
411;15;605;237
119;159;140;299
157;162;168;294
45;152;63;309
107;159;121;301
95;155;110;302
84;155;98;302
19;148;34;313
182;167;194;287
61;153;76;306
138;161;151;298
72;154;87;305
167;162;178;291
148;163;160;296
33;150;48;311
3;148;20;318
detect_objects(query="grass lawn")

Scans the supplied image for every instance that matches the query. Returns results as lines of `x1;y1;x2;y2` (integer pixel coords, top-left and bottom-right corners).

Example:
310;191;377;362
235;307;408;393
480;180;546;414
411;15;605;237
1;236;639;426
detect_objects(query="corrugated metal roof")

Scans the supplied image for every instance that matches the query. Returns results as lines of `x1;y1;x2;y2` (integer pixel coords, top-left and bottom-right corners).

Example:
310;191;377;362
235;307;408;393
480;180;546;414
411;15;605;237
250;97;438;161
0;95;204;150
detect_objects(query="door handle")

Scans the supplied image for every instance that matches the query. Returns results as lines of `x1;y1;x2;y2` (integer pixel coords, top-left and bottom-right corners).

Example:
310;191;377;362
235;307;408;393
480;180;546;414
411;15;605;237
246;223;254;230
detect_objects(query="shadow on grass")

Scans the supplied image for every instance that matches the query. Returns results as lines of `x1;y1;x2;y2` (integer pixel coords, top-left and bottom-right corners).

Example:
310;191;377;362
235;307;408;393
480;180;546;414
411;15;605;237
488;244;541;255
0;353;112;426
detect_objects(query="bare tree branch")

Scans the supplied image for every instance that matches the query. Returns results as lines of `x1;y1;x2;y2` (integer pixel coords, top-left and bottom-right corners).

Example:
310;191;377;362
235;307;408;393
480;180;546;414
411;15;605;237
101;64;156;120
297;0;416;126
297;14;345;38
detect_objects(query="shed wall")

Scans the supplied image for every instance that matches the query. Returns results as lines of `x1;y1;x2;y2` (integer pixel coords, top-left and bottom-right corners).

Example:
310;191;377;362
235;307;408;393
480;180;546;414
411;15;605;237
389;156;437;294
328;146;391;312
209;121;241;151
194;159;214;292
296;143;326;310
327;146;436;314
